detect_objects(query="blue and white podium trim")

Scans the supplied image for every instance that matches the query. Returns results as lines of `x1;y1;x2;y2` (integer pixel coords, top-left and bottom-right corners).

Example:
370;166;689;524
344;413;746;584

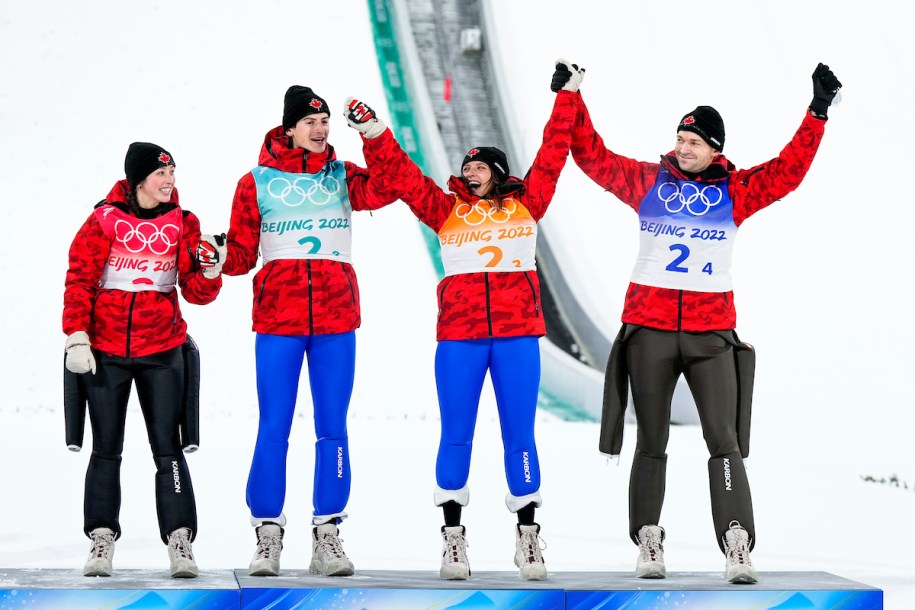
0;568;882;609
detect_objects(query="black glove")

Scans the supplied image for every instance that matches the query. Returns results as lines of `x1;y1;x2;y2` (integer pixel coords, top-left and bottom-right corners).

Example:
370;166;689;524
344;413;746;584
550;58;585;93
810;63;842;117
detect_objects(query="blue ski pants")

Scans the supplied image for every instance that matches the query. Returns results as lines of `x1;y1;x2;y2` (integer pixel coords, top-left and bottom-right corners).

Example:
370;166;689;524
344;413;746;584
434;336;542;500
246;332;355;523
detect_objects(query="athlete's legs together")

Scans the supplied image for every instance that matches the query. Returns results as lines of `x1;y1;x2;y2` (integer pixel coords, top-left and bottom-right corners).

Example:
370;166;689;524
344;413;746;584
82;347;197;577
433;337;546;580
627;328;757;583
245;332;355;576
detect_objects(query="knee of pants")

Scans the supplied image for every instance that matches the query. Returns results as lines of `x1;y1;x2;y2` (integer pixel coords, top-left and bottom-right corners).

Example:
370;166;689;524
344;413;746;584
436;443;472;490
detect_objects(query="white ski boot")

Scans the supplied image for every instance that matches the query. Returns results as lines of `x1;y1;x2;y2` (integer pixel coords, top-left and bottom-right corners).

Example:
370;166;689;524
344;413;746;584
723;520;758;584
635;525;666;579
309;523;354;576
440;525;470;580
166;528;199;578
83;527;116;577
249;523;284;576
514;523;547;581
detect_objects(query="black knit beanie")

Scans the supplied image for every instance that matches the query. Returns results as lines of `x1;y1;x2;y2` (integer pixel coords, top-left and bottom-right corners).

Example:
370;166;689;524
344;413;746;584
282;85;330;130
124;142;175;187
677;106;725;152
461;146;509;182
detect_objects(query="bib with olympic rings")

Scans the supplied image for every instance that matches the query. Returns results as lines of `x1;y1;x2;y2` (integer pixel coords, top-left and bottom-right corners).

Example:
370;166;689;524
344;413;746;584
253;163;353;263
630;169;738;292
438;196;537;277
95;205;181;292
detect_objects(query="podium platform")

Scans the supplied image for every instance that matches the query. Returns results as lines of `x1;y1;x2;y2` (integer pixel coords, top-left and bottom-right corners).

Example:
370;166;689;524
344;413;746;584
0;568;882;609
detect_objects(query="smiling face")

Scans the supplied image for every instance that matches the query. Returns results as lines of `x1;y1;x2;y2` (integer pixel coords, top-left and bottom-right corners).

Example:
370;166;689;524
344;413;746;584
135;165;175;209
462;161;494;198
675;130;719;173
286;113;330;153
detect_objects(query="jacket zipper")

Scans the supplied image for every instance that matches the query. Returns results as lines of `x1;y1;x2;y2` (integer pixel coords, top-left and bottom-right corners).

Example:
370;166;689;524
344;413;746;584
723;292;729;307
523;271;541;316
437;276;454;320
307;260;314;335
126;292;138;357
677;289;683;332
257;262;275;306
485;274;493;337
340;262;356;303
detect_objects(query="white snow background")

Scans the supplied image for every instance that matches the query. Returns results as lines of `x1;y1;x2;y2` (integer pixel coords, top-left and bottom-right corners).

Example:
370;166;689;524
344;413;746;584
1;0;913;607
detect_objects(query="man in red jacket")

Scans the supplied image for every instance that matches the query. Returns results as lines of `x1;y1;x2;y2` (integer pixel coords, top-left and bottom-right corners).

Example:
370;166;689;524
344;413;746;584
199;86;399;577
553;63;841;584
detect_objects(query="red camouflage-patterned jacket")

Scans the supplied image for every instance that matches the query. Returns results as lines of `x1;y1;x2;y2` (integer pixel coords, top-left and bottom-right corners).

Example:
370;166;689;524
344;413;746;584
223;127;399;335
570;94;827;331
63;180;221;357
368;91;577;341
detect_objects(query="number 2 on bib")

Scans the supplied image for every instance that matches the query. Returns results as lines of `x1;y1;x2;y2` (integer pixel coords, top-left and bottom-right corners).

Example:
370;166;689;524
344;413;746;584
665;244;714;275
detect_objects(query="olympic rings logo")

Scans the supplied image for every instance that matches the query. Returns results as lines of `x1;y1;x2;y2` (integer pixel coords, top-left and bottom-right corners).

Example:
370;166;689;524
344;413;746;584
454;200;517;226
268;175;341;207
114;220;180;255
657;182;723;216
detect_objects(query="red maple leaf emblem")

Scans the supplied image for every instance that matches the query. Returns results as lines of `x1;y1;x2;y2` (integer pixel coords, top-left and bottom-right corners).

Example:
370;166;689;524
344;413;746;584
467;148;480;157
309;98;323;109
683;116;696;125
158;152;171;164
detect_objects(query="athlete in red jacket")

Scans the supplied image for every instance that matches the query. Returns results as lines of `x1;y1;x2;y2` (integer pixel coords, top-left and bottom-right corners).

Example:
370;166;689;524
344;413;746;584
199;86;400;578
555;62;842;584
342;60;581;581
63;142;221;579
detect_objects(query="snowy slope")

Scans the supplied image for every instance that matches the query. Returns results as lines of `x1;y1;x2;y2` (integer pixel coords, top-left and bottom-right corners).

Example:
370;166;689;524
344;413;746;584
1;0;912;607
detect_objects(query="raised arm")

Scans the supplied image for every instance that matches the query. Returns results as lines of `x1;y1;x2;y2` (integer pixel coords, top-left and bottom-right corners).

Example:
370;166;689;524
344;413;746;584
343;98;454;231
520;59;583;220
569;90;659;209
730;63;839;224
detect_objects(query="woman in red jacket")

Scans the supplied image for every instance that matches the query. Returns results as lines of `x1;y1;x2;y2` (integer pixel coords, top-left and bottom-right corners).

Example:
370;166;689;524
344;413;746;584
199;86;400;578
63;142;221;578
342;60;583;581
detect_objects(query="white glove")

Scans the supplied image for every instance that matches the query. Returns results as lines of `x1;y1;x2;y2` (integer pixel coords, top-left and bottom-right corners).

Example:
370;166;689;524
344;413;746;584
550;58;585;93
343;97;387;139
65;331;96;375
197;233;227;279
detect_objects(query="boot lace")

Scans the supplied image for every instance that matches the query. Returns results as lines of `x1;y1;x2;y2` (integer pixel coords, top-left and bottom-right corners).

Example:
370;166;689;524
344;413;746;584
725;520;752;567
517;528;546;565
443;528;469;565
89;530;115;559
639;527;664;563
168;529;194;561
256;530;283;560
316;530;347;560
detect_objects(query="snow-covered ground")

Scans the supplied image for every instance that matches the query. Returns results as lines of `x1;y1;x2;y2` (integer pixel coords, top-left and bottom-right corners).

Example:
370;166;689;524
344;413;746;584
1;0;912;607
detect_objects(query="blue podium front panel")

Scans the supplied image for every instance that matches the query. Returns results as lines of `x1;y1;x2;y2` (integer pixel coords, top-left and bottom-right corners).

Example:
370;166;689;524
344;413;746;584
564;571;882;610
236;569;564;609
0;568;240;610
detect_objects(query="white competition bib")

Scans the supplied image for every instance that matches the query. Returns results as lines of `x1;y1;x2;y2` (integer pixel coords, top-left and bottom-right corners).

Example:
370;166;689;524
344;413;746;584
254;162;353;263
438;196;537;276
630;171;738;292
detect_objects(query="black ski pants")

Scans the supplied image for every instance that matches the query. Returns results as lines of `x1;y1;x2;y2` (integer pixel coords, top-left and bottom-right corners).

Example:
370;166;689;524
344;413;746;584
626;327;754;552
81;346;196;543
